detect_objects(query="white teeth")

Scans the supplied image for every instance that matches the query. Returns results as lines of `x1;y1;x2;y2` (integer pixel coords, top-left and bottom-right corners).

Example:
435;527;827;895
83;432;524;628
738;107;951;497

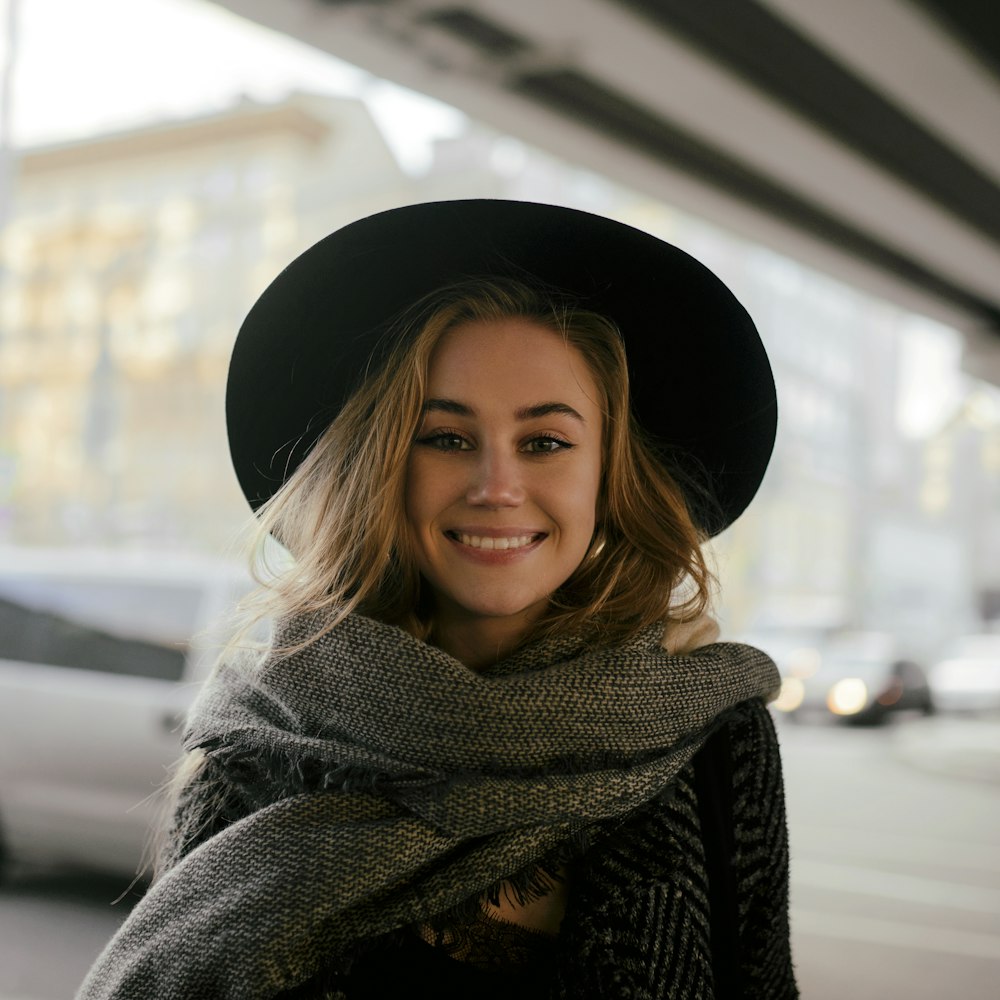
457;533;536;550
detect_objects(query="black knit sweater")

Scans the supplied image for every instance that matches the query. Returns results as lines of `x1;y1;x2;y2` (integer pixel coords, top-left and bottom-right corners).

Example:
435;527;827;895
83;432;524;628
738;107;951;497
159;697;796;999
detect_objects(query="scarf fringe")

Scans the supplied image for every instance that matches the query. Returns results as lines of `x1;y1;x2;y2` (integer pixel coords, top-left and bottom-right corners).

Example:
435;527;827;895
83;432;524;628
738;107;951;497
194;739;434;801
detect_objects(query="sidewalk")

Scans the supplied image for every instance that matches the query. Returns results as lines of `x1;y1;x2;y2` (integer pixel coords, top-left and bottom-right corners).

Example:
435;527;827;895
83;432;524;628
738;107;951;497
892;714;1000;784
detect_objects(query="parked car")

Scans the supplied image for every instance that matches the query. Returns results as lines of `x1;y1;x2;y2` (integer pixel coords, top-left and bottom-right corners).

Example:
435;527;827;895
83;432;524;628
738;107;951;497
0;548;254;878
746;629;934;725
928;633;1000;713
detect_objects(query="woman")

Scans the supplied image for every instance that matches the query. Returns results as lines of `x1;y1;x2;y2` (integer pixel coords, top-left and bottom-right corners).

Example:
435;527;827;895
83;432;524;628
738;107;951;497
78;200;796;999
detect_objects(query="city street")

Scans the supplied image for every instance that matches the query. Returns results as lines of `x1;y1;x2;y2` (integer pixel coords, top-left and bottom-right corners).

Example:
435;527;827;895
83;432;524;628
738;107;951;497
1;715;998;999
781;717;1000;999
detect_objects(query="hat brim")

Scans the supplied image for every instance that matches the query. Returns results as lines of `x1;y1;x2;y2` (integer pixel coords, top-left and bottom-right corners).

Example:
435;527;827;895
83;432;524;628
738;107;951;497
226;199;776;535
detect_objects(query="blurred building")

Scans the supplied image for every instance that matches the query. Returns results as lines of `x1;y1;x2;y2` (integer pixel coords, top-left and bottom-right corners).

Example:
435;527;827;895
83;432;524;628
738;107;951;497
1;92;997;647
0;93;419;550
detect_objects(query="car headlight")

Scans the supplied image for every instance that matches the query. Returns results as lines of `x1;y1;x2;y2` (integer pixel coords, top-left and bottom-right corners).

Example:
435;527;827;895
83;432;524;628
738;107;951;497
827;678;869;715
773;677;805;712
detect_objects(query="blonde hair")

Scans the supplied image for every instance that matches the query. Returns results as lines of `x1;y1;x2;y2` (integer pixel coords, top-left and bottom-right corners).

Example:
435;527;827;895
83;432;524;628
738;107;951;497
237;277;715;652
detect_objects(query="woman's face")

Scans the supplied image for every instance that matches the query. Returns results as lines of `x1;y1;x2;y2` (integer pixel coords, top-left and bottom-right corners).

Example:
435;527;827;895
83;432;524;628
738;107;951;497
405;316;603;654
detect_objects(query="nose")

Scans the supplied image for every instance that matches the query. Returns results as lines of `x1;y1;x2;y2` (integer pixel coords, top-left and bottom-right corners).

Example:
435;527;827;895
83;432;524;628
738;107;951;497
466;448;525;508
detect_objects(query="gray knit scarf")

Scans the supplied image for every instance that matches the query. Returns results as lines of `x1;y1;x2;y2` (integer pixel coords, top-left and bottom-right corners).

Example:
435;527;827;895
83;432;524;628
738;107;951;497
78;614;779;1000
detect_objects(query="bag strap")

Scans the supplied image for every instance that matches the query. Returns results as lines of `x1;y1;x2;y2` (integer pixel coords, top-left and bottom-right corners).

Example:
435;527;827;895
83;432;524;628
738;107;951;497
693;722;741;998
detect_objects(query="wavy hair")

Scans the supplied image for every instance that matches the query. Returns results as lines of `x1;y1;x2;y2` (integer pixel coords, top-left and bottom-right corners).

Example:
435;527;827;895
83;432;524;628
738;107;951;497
234;277;716;653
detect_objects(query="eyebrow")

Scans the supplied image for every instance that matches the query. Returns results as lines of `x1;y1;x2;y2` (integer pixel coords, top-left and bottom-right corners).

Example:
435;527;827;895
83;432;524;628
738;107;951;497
422;398;586;423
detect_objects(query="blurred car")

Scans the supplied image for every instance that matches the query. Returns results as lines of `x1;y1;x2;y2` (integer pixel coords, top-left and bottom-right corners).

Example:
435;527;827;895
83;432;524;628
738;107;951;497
0;548;253;878
928;634;1000;713
746;629;934;725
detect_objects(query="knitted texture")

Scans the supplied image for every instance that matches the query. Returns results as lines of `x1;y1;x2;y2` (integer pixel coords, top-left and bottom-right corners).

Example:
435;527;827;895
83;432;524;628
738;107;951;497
551;699;798;999
77;614;782;999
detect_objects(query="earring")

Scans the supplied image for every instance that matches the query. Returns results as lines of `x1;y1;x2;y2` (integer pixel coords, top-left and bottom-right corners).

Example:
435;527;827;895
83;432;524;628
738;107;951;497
587;528;607;561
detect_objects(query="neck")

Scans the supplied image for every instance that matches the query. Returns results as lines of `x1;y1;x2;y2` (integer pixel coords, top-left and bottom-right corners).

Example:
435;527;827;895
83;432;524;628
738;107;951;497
430;614;536;671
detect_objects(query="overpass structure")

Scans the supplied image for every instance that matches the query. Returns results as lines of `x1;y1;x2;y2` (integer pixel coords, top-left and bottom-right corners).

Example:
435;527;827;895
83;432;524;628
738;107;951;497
210;0;1000;382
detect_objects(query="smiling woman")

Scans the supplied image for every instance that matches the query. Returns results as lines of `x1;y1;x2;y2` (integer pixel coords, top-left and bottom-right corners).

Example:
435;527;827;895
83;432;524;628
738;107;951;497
406;316;605;667
77;200;796;1000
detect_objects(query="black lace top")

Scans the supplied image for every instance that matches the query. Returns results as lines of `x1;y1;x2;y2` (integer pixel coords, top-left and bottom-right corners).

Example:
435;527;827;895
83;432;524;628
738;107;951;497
344;912;559;999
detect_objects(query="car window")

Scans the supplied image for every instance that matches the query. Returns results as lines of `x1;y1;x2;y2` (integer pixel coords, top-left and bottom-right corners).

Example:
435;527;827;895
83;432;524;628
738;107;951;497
895;660;925;684
0;577;202;681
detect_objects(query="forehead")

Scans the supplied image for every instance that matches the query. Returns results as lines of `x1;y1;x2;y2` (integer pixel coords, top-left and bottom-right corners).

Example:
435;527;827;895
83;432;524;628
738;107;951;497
426;317;602;413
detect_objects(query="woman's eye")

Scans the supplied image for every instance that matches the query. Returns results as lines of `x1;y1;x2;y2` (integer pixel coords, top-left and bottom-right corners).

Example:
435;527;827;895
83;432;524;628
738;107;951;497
417;432;471;452
523;436;572;454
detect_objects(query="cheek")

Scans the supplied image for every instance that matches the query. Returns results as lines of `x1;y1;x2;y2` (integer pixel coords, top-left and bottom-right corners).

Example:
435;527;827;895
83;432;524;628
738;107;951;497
403;460;424;533
577;487;599;539
404;457;445;534
576;455;603;518
552;464;600;542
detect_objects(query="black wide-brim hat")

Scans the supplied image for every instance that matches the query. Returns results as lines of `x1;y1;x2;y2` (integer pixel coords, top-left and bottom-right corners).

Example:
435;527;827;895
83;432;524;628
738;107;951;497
227;199;776;535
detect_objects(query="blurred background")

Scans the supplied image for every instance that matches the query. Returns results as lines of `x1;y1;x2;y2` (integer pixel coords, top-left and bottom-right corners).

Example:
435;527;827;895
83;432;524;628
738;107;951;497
0;1;998;997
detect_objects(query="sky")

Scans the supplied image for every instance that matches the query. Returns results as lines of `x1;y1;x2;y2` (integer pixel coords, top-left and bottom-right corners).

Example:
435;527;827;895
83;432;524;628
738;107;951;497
0;0;466;171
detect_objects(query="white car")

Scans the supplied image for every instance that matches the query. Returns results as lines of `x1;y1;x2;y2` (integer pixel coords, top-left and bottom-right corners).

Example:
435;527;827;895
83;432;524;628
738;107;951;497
928;634;1000;713
0;548;254;877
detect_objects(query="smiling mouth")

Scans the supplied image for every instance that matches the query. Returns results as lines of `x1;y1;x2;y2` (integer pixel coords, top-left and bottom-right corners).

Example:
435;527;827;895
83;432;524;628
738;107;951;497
446;531;544;551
